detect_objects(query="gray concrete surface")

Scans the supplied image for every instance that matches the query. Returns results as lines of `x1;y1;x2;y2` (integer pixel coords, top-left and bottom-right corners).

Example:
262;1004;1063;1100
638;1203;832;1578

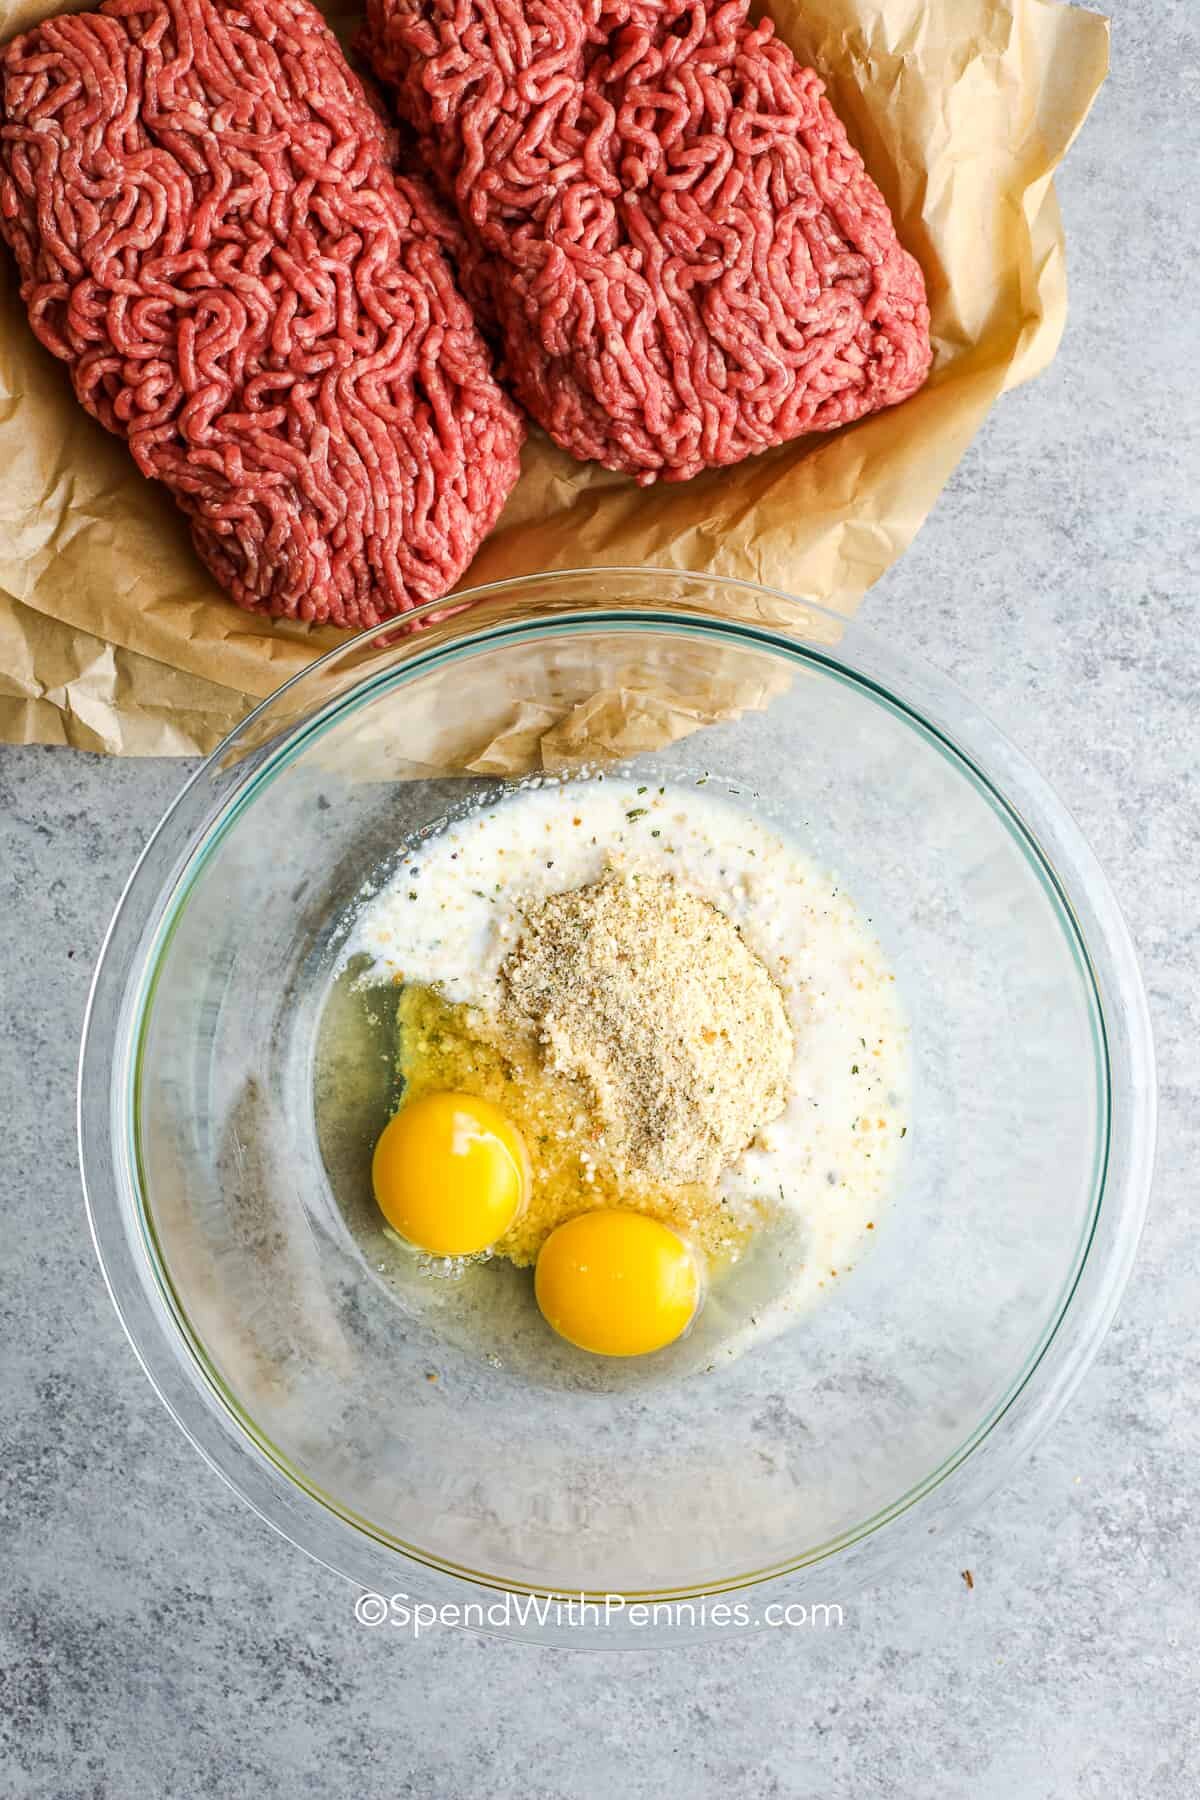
1;1;1197;1793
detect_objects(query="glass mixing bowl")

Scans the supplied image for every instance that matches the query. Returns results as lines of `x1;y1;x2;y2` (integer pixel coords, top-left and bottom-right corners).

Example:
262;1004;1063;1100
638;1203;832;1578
79;570;1155;1646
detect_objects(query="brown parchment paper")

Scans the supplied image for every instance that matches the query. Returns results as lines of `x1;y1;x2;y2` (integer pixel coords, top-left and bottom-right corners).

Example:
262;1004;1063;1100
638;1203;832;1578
0;0;1109;755
255;616;801;779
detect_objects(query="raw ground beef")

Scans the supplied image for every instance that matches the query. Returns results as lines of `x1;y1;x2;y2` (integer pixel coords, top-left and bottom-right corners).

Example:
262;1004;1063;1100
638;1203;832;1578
362;0;932;484
0;0;524;627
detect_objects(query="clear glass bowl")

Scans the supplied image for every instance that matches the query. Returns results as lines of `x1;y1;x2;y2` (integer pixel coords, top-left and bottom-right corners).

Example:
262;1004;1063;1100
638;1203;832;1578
79;570;1155;1646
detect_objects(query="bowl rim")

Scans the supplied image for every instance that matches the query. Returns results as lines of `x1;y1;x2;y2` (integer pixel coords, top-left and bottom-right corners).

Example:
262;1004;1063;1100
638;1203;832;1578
78;568;1157;1647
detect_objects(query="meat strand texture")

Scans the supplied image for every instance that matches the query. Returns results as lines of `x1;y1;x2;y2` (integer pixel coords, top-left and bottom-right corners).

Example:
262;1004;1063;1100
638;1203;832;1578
0;0;525;626
362;0;933;484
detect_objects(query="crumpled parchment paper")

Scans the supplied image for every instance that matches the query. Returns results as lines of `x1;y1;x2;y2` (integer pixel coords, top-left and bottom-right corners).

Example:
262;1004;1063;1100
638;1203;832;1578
0;0;1108;755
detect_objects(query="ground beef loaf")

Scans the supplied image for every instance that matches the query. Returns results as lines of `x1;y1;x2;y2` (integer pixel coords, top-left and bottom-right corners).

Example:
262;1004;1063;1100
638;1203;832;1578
363;0;932;484
0;0;524;627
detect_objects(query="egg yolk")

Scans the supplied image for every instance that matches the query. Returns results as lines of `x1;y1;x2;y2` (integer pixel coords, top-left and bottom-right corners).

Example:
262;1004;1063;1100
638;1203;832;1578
372;1091;529;1256
534;1210;703;1357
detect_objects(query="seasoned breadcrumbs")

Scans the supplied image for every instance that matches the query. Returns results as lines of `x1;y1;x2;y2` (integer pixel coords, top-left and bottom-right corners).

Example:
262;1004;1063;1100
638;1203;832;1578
500;868;792;1187
395;981;764;1268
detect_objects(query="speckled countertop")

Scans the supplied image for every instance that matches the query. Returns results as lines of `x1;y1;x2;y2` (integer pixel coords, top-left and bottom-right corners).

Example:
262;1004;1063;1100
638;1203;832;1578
1;2;1197;1793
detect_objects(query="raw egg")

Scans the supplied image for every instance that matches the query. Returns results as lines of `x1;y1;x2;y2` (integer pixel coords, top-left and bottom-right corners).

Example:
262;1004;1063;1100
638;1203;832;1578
534;1210;703;1356
372;1091;528;1256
